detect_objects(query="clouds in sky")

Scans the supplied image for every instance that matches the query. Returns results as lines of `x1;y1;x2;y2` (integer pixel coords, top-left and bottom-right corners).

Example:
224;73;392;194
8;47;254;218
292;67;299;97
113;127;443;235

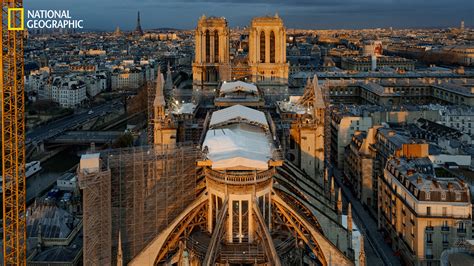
24;0;473;30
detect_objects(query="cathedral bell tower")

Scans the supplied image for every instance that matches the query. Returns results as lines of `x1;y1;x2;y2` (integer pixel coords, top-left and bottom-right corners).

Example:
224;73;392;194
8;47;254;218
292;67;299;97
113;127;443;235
248;14;289;100
192;15;230;102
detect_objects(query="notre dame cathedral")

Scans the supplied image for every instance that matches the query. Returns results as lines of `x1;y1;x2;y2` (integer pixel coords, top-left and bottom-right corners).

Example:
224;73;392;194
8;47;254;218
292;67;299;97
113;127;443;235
192;14;289;102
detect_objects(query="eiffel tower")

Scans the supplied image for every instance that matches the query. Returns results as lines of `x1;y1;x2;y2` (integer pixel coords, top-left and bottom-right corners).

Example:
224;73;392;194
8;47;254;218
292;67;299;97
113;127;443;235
134;11;144;36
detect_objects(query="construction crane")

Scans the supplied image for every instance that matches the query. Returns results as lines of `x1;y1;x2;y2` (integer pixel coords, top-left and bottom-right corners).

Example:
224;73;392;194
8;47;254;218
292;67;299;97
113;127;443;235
1;0;27;264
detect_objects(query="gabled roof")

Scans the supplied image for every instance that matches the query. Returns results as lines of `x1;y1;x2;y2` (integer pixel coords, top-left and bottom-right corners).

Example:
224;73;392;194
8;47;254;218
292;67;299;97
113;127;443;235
209;105;268;130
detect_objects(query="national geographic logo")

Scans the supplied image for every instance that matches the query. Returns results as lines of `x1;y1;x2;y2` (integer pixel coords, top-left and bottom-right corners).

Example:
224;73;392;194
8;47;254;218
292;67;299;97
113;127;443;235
7;8;24;31
8;8;84;30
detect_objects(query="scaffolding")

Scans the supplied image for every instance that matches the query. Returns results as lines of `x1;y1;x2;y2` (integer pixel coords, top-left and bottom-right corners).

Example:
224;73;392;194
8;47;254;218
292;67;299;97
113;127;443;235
78;144;202;265
147;81;155;144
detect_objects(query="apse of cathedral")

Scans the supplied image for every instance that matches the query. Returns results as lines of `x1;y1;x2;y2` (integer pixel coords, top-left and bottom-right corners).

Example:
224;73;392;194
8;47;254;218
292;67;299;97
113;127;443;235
79;15;364;266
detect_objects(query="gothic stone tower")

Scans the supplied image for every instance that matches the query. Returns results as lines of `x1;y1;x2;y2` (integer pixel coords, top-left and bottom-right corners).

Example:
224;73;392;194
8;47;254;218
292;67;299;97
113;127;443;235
248;14;289;100
192;15;230;102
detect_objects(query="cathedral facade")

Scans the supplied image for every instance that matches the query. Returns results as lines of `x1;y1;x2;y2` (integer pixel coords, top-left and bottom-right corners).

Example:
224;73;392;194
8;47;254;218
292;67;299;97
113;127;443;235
248;15;289;98
192;15;289;102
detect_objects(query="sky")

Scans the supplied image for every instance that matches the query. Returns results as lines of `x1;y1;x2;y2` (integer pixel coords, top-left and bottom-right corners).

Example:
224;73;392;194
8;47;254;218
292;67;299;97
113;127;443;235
25;0;473;31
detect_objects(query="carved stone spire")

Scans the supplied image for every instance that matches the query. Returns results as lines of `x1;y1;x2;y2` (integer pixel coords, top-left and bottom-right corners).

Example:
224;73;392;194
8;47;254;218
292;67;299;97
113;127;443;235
117;230;123;266
165;62;173;92
154;66;166;119
337;188;343;224
347;203;353;232
330;177;335;200
359;234;366;266
347;203;353;251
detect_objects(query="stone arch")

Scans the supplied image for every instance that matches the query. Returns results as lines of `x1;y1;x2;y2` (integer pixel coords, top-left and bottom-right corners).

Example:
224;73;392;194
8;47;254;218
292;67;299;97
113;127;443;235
129;194;208;266
270;30;276;63
260;30;266;63
271;192;354;266
214;29;219;63
205;29;210;63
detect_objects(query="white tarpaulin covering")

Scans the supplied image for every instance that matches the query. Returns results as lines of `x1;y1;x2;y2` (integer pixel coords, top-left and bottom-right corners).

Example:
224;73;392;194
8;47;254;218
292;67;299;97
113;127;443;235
220;81;258;94
209;105;268;129
172;102;196;114
203;123;272;170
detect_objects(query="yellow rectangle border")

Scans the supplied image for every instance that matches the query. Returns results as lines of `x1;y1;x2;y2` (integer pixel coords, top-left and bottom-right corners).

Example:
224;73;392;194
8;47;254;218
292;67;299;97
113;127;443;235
8;8;24;31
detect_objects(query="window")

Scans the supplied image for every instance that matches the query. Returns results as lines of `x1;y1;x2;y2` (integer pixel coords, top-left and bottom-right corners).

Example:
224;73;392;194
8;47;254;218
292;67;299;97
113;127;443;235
270;31;275;63
426;233;432;243
442;207;447;216
214;30;219;63
426;191;430;200
205;30;210;63
443;234;448;243
427;207;431;216
441;192;446;201
426;248;433;261
260;31;266;63
456;192;461;201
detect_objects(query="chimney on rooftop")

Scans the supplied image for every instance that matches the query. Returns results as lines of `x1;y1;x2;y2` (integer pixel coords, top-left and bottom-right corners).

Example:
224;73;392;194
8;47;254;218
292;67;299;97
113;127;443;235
417;176;423;184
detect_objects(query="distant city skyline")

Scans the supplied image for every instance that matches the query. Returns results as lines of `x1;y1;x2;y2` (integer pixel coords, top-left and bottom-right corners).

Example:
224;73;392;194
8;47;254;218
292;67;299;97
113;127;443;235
25;0;473;30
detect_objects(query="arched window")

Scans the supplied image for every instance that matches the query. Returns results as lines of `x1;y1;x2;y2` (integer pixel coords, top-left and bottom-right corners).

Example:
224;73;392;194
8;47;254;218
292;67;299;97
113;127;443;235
270;31;275;63
260;31;265;63
205;30;210;63
214;30;219;63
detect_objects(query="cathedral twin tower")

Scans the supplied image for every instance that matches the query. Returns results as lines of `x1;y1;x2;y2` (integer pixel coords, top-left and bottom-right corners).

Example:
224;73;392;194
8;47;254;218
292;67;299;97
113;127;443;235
192;14;289;97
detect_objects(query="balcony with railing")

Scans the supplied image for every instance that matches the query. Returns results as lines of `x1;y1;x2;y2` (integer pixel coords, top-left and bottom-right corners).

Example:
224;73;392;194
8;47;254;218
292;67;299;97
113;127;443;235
205;167;276;185
218;243;266;264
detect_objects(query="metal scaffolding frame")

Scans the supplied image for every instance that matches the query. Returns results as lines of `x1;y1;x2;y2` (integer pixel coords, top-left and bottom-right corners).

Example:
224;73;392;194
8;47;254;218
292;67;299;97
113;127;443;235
78;144;201;265
147;81;155;145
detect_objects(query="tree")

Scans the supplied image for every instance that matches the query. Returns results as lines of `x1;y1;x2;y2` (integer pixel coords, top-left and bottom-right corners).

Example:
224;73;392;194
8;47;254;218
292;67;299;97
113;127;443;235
112;132;134;148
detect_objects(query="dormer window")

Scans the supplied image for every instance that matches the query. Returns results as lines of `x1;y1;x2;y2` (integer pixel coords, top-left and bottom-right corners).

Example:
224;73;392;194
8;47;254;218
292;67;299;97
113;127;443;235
441;191;446;201
455;192;461;201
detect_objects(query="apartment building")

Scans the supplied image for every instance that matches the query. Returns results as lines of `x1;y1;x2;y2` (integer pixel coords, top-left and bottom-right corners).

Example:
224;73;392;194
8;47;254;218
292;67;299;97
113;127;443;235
379;156;472;266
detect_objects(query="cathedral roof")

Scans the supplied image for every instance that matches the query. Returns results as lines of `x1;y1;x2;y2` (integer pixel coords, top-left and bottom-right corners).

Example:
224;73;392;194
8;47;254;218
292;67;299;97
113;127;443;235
203;105;273;170
220;81;258;94
209;105;268;130
203;124;272;170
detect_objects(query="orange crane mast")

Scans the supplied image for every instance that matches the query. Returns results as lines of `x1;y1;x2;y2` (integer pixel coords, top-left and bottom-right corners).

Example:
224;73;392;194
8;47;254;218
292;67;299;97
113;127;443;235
1;0;27;264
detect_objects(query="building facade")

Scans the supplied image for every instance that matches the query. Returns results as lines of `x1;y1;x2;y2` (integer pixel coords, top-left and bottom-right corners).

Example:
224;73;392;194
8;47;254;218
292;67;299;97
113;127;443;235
192;15;289;102
379;156;472;266
248;15;289;99
192;16;231;99
51;79;87;108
